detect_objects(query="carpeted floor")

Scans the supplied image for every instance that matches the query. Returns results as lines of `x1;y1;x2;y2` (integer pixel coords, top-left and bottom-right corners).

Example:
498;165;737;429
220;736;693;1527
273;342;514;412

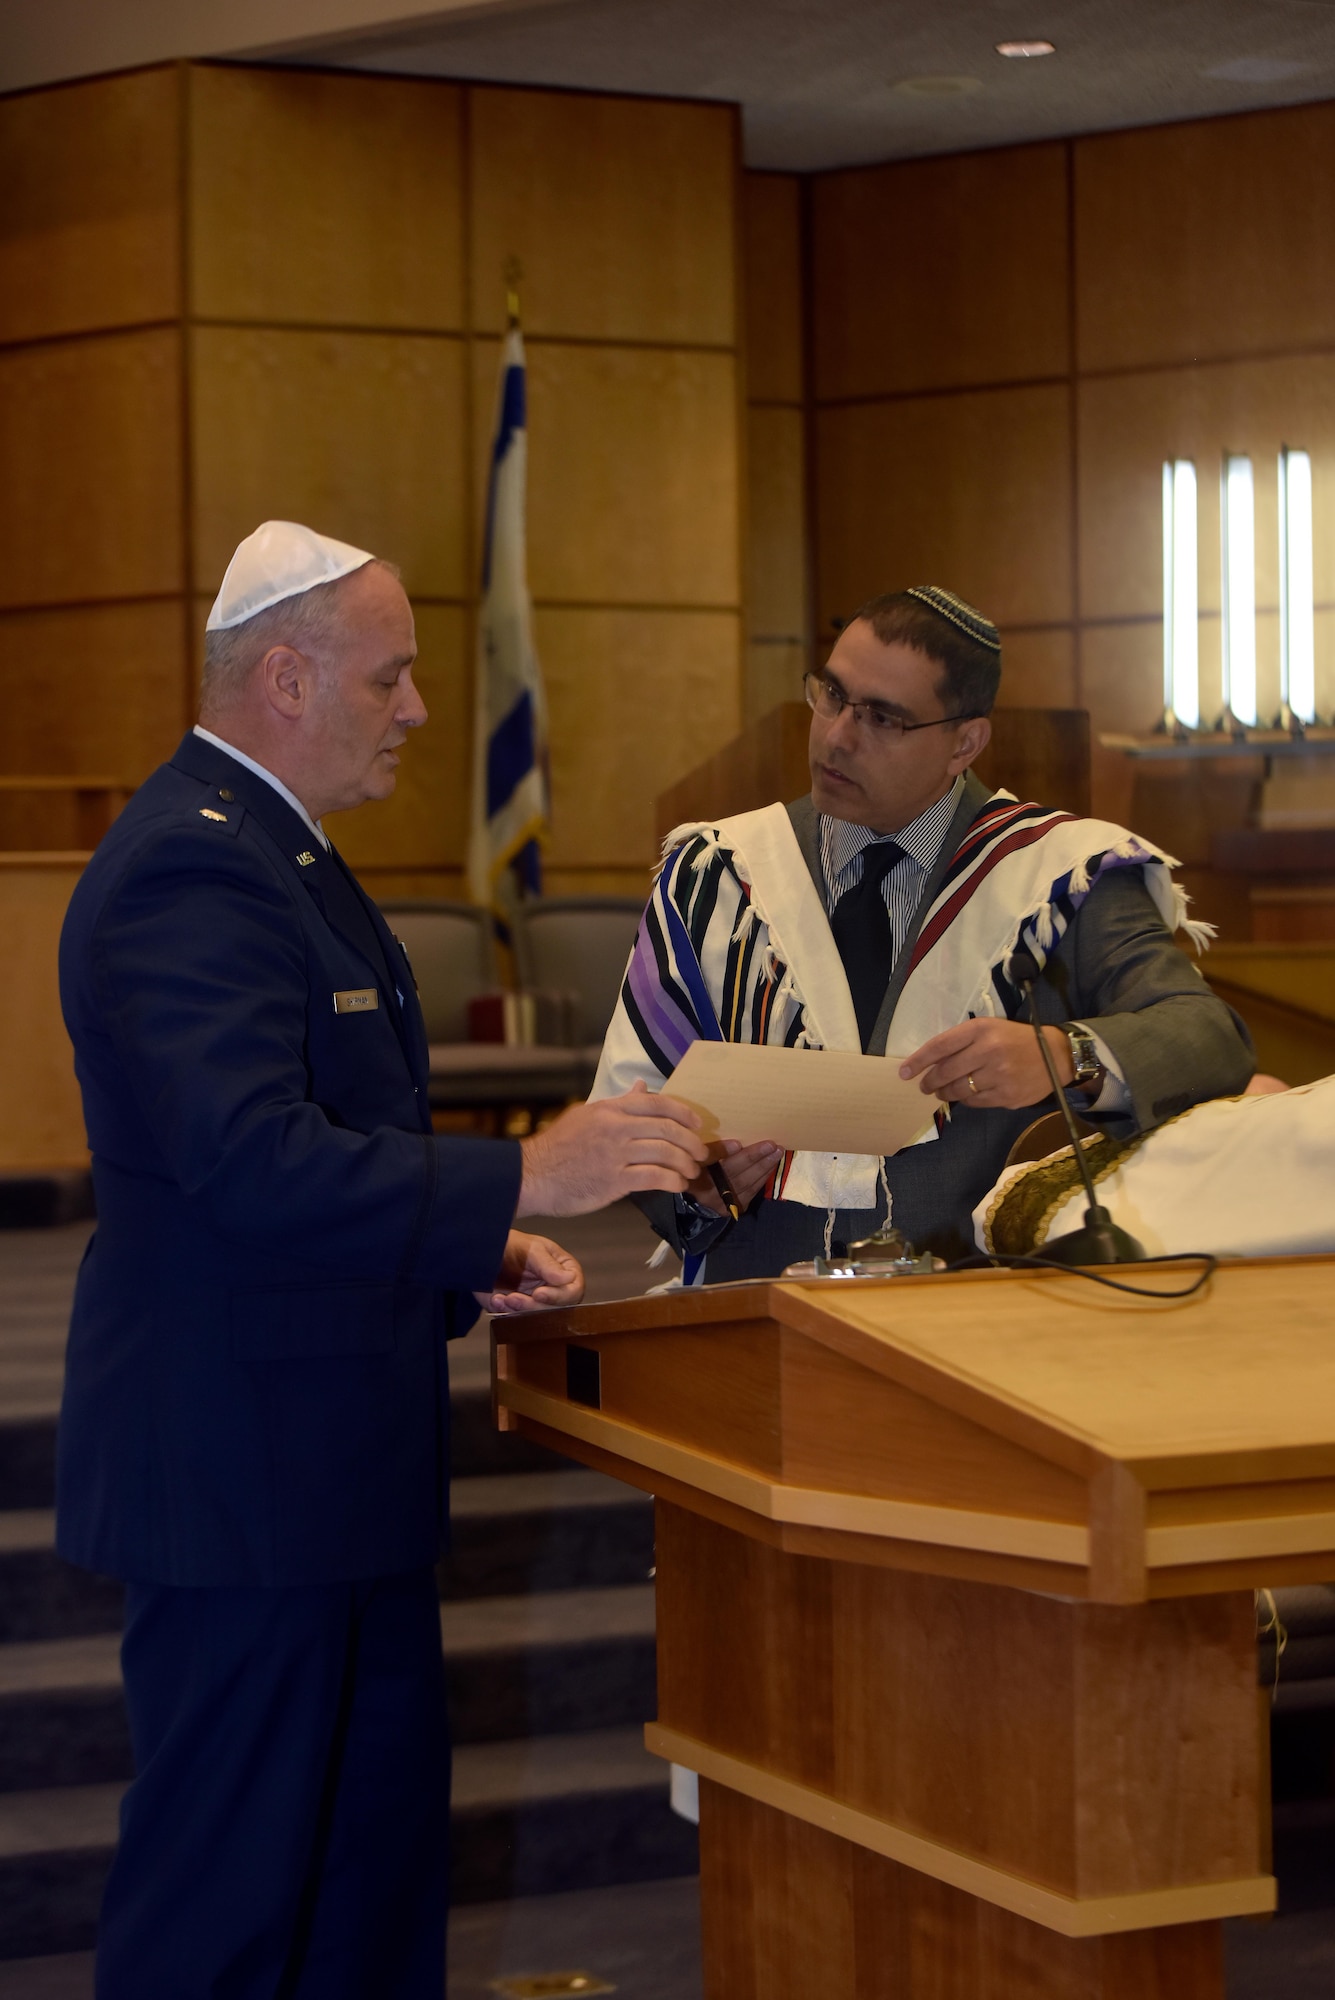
0;1876;704;1999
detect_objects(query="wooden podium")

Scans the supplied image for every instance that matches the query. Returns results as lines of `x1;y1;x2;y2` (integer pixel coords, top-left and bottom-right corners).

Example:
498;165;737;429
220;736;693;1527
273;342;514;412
490;1259;1335;1997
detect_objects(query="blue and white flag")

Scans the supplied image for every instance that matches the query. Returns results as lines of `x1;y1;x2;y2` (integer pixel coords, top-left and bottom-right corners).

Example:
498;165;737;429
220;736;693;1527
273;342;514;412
468;325;549;911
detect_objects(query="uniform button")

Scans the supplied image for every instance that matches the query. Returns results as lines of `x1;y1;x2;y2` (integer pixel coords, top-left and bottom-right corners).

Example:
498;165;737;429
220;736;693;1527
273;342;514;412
218;787;235;801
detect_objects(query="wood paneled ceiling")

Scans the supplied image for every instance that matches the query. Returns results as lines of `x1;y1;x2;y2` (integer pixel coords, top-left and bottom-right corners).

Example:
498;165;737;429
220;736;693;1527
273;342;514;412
6;0;1335;170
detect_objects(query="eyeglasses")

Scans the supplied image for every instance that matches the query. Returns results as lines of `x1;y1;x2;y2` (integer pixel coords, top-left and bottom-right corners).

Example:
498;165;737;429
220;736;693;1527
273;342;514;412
803;670;977;741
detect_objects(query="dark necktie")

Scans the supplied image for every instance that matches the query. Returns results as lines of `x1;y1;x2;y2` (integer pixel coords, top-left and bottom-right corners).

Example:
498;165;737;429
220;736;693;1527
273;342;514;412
830;841;904;1050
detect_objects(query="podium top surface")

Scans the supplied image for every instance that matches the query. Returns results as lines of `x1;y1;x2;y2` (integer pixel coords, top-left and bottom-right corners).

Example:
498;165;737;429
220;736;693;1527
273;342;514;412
525;1257;1335;1481
785;1260;1335;1474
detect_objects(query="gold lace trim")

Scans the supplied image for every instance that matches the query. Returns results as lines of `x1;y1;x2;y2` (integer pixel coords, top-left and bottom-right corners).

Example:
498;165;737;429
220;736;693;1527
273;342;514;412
982;1131;1144;1256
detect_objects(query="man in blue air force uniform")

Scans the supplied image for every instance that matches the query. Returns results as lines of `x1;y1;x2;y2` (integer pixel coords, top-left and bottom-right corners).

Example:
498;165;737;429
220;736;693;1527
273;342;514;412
57;521;708;1999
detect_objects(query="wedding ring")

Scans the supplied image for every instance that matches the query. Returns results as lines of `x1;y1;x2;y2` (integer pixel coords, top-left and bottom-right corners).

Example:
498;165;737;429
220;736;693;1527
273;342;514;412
967;1074;979;1094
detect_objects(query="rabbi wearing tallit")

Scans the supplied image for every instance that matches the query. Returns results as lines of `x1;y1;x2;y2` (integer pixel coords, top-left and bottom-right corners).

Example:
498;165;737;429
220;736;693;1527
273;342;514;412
55;524;709;1998
595;587;1255;1276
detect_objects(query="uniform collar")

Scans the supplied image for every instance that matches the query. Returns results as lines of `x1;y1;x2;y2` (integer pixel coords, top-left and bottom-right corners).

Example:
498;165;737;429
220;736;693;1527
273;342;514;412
191;726;329;851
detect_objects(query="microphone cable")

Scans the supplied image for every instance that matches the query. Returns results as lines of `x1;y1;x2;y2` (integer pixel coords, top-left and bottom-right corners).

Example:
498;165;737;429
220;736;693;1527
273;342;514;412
950;1248;1218;1301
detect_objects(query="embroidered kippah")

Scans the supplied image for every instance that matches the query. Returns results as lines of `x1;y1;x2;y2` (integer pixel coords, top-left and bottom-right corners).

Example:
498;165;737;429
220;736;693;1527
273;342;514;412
903;585;1001;653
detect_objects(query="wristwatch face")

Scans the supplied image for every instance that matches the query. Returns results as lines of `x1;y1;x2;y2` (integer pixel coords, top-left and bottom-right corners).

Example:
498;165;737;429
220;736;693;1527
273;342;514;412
1065;1026;1102;1082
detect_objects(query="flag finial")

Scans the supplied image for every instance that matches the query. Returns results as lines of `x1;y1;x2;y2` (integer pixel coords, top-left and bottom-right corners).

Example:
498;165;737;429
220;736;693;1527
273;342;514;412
503;254;523;328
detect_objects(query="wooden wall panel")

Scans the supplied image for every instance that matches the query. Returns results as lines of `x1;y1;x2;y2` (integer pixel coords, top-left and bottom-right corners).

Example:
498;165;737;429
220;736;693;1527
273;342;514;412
188;68;464;332
0;602;188;781
747;406;807;643
997;627;1077;710
815;385;1072;634
537;607;741;869
190;326;467;602
0;328;183;609
1080;623;1163;828
473;340;740;608
746;642;807;729
743;173;804;405
811;145;1069;403
324;604;469;873
1076;104;1335;374
0;68;180;346
469;88;737;345
0;862;89;1170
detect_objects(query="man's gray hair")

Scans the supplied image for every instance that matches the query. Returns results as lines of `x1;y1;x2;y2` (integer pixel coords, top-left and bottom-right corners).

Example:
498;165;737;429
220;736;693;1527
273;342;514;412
199;558;400;718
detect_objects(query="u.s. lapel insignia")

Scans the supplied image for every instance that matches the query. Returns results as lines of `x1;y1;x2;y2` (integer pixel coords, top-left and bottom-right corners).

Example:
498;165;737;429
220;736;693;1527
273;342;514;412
296;851;316;866
199;808;228;822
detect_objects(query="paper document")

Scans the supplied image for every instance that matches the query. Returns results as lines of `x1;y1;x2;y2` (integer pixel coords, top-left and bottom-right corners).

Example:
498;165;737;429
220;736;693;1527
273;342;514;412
662;1041;937;1158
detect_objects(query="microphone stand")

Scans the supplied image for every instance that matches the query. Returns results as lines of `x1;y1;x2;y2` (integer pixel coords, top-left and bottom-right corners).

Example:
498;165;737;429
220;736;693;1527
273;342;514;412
1016;971;1146;1266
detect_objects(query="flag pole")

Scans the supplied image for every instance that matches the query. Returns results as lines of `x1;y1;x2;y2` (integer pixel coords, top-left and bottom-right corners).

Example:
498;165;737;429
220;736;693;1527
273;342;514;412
467;258;550;948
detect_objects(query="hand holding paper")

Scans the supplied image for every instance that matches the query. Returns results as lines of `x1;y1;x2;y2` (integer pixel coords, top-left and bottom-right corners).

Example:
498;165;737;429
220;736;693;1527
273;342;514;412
663;1041;938;1159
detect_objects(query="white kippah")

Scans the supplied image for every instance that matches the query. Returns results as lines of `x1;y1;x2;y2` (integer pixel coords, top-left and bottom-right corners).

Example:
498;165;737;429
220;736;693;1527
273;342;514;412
205;520;375;632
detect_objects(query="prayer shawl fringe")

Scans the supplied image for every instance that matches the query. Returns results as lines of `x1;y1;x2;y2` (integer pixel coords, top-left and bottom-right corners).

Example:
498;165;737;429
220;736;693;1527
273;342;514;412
591;793;1208;1215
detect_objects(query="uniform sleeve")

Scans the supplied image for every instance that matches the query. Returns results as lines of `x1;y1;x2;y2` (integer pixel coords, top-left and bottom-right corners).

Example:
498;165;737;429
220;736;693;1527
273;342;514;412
87;827;520;1292
1060;868;1255;1135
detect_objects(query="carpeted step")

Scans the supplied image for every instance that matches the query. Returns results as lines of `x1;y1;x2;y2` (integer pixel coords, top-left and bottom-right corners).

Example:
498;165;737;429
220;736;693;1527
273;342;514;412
0;1521;121;1647
0;1639;126;1793
0;1468;651;1648
0;1783;118;1960
444;1583;656;1742
449;1386;569;1481
441;1471;655;1600
450;1727;698;1905
0;1587;658;1795
0;1422;56;1515
0;1728;696;1958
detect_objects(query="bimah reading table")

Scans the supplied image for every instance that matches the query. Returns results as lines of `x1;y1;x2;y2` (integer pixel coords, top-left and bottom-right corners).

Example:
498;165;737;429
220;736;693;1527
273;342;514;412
491;1258;1335;1997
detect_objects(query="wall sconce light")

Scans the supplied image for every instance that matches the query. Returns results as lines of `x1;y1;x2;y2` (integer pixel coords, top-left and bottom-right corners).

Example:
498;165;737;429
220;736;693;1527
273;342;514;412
1220;453;1257;728
1162;459;1199;730
1279;446;1315;728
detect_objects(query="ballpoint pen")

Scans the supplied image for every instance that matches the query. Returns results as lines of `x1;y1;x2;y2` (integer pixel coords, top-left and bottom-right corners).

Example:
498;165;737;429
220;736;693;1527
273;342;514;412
707;1159;741;1222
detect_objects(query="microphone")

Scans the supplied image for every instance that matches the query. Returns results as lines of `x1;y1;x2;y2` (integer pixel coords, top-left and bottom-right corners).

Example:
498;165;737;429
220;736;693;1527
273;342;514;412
1008;948;1146;1266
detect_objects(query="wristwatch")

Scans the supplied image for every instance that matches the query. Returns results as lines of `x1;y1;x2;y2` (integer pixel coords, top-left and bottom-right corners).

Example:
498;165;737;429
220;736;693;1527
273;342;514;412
1063;1023;1104;1090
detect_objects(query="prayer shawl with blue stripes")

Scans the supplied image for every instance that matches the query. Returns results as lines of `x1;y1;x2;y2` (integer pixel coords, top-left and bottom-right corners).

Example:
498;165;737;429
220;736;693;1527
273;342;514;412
591;794;1210;1215
468;326;549;906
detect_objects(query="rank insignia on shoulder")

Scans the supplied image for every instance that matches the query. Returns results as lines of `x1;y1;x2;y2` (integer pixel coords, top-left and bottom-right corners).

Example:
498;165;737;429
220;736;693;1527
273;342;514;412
296;851;316;866
199;808;228;822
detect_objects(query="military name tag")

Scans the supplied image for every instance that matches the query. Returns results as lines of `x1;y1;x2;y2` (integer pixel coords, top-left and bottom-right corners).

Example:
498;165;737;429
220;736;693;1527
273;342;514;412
333;988;379;1014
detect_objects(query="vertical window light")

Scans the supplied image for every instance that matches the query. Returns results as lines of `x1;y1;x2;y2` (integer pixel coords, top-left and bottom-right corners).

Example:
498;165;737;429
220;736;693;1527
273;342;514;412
1162;459;1199;728
1279;447;1315;726
1220;453;1257;726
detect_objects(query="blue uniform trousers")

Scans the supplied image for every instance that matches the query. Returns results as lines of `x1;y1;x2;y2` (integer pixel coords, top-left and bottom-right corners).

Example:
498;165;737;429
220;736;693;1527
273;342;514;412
95;1568;449;1999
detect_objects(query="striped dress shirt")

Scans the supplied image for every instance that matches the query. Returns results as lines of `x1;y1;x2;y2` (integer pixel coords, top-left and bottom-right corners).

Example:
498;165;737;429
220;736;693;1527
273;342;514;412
817;776;963;967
